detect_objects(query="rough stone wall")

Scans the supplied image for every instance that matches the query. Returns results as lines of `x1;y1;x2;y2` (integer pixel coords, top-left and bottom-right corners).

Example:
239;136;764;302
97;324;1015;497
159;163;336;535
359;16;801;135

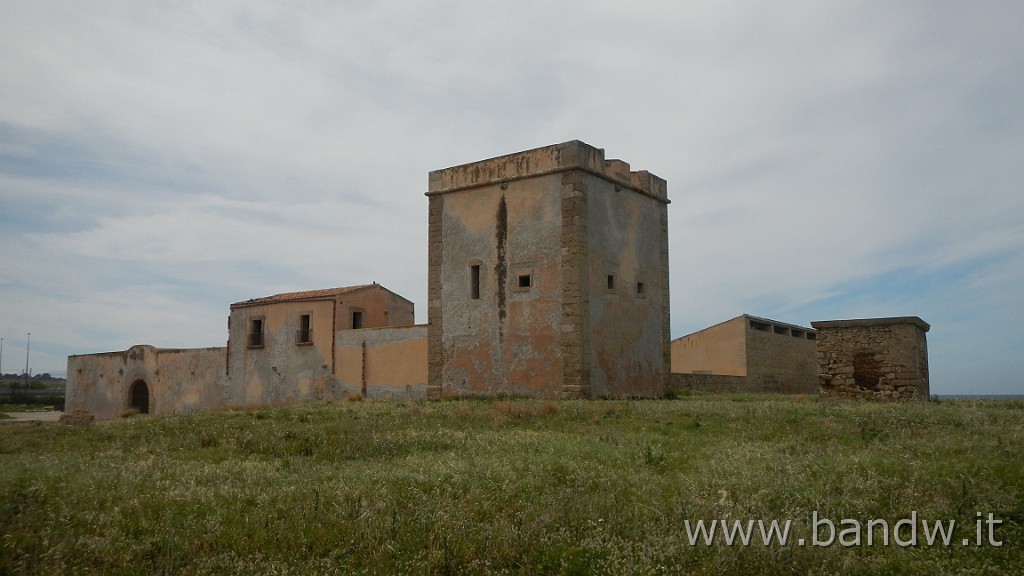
559;170;590;397
668;372;748;394
426;140;668;398
335;324;428;399
745;323;818;394
427;194;444;398
812;317;930;400
65;345;226;420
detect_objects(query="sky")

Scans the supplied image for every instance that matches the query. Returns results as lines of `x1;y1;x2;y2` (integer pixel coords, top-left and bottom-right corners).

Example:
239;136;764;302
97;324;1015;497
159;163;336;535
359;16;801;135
1;1;1021;394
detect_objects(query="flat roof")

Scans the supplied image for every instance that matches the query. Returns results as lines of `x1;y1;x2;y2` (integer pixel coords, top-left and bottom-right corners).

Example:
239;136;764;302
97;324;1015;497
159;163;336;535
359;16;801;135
811;316;930;332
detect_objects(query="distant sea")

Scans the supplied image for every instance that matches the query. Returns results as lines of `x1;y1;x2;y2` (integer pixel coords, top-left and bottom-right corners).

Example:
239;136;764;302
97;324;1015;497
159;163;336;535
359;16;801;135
936;395;1024;400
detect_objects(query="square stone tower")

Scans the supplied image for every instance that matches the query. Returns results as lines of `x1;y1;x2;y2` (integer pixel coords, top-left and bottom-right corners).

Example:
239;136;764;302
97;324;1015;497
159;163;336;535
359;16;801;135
426;140;670;398
811;316;930;399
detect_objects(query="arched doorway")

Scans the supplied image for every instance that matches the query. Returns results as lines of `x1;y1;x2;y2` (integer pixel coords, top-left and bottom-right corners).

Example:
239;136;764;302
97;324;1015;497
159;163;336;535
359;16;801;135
129;380;150;414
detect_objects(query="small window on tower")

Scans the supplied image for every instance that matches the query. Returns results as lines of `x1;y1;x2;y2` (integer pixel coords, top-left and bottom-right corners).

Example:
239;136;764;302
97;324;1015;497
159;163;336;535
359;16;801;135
352;310;363;329
512;265;535;293
607;274;616;291
636;281;646;297
470;265;481;300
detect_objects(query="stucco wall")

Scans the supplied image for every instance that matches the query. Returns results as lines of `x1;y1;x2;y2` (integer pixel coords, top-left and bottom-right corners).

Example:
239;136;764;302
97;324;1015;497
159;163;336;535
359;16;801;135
812;317;930;400
431;177;565;396
337;287;416;330
671;316;748;377
65;345;226;420
335;325;428;399
427;140;669;399
226;299;340;407
586;173;668;397
671;315;817;394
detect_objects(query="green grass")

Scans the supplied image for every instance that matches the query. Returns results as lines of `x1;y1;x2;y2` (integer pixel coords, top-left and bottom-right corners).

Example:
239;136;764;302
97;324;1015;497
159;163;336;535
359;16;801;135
2;396;1022;575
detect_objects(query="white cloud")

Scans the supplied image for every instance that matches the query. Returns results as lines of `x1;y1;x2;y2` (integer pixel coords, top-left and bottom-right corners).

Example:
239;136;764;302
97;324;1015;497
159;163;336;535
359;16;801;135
1;1;1022;392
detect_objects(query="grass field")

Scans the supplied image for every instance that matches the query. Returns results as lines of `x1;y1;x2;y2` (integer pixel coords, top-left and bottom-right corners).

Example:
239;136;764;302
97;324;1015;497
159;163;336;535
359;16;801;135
2;396;1022;575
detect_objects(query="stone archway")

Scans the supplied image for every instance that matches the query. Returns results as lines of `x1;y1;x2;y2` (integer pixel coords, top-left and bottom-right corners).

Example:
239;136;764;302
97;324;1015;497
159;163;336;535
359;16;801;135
129;380;150;414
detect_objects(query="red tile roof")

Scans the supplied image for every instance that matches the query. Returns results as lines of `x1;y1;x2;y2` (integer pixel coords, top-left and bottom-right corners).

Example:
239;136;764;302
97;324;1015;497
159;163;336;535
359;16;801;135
230;284;376;308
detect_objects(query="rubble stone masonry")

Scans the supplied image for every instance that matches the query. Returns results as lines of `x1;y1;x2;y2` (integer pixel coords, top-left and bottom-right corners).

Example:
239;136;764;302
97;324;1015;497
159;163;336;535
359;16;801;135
811;317;930;400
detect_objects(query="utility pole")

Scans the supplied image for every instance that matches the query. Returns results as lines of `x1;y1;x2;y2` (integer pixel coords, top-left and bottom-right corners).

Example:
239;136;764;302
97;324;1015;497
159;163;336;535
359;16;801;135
24;332;30;387
0;337;4;377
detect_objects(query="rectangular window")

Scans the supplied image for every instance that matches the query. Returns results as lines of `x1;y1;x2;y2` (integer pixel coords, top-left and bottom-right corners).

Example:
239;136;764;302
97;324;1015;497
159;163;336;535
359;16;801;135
607;274;616;290
296;314;312;344
248;318;264;348
636;281;646;297
352;310;364;330
518;274;532;288
470;264;481;300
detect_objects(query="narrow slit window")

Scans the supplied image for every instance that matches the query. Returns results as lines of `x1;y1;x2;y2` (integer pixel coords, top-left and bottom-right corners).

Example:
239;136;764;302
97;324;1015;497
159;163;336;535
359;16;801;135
470;265;481;300
607;274;615;290
636;281;645;296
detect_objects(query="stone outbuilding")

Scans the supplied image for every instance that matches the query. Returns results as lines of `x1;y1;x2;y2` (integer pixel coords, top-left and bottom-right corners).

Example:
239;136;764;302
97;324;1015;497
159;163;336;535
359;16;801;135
426;140;671;398
811;316;930;399
670;315;818;393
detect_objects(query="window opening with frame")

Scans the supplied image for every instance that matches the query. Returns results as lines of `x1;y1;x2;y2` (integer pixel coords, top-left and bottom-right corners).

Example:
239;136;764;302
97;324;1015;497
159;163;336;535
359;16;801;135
296;313;312;344
248;318;265;348
470;264;481;300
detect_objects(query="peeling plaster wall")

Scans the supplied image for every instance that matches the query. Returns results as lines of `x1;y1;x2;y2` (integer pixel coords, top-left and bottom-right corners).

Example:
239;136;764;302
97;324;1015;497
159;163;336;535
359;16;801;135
224;286;417;408
428;140;669;398
586;176;669;397
65;345;226;420
226;299;340;407
431;178;565;396
335;325;428;399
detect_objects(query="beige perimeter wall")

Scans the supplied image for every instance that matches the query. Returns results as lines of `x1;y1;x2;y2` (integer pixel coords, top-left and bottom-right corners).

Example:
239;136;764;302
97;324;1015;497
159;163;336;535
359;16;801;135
335;325;428;399
66;345;226;420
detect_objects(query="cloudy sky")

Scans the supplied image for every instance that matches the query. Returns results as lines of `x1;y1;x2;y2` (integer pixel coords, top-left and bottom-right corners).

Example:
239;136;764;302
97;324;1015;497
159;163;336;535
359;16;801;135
1;1;1021;394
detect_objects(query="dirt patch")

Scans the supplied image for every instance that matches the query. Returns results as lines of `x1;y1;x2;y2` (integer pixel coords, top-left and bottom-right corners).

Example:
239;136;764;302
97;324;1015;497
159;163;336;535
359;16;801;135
0;411;62;424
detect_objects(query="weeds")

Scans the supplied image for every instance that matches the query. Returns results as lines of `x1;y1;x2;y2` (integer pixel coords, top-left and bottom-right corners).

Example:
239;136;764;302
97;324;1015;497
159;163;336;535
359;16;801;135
1;397;1022;574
